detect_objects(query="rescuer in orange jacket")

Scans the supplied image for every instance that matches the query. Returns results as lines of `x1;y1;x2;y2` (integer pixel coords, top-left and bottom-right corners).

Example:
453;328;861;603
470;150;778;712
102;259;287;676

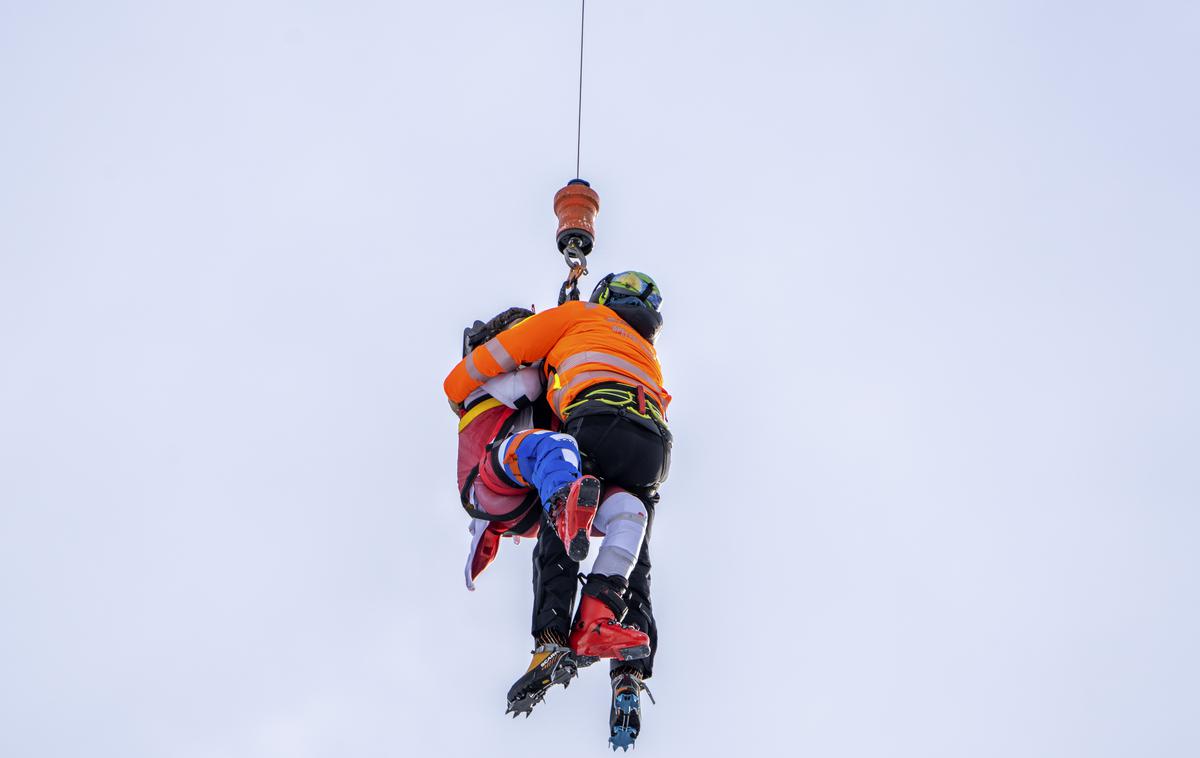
444;295;670;424
445;271;671;727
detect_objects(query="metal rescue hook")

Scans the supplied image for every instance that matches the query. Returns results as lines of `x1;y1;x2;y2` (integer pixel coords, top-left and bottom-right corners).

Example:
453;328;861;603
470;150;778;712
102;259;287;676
559;238;588;305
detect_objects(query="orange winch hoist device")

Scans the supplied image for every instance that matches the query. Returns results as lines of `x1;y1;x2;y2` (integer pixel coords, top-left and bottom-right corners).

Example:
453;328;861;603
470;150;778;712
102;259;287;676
553;178;600;304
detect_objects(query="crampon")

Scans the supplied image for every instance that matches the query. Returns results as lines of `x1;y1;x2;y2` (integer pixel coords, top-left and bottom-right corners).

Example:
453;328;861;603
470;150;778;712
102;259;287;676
609;670;655;751
505;643;581;717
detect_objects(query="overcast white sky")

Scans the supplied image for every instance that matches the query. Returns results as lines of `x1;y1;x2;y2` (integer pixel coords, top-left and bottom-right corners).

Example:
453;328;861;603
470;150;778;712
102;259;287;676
2;2;1198;757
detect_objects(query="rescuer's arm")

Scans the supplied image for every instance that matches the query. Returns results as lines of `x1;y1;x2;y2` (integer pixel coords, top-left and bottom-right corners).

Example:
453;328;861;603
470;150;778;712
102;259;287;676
443;302;580;406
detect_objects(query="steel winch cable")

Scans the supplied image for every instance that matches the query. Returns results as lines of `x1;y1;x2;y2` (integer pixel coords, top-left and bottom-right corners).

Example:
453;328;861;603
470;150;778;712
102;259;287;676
553;0;599;305
575;0;586;178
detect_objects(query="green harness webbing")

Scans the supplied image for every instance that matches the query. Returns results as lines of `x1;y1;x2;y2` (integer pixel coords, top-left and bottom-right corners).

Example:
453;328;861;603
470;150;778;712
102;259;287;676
563;384;666;427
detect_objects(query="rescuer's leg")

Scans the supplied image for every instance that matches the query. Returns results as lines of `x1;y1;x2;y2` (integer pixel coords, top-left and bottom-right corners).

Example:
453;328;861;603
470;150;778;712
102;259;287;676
607;499;657;751
569;573;651;662
612;497;657;679
591;489;649;580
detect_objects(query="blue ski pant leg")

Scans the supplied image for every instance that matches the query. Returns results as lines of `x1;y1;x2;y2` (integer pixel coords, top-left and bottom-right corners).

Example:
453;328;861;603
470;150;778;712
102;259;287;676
495;430;582;510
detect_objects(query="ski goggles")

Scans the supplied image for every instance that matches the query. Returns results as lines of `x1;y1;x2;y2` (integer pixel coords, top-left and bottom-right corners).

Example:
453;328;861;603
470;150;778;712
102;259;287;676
598;271;662;310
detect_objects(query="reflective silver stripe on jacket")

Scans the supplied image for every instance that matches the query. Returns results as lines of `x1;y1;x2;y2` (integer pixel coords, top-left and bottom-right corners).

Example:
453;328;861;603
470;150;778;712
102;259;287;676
464;352;487;383
555;351;660;391
484;338;518;372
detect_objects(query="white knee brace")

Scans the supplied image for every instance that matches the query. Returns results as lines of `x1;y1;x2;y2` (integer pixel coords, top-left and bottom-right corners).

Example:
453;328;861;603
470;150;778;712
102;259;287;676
591;491;648;578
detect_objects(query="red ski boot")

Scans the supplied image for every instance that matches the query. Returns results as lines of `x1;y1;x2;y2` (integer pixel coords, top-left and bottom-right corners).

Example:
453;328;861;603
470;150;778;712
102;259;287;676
570;575;651;661
549;475;601;561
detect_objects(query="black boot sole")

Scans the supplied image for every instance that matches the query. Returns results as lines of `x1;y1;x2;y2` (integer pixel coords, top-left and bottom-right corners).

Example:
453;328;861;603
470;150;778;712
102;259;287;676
616;643;651;661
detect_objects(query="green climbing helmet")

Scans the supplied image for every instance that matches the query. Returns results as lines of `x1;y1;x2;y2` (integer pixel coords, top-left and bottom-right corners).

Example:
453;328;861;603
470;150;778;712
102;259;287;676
589;271;662;311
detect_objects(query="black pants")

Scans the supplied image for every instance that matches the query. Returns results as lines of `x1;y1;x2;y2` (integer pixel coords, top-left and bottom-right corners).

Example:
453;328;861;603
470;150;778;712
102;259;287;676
567;409;672;490
530;411;670;678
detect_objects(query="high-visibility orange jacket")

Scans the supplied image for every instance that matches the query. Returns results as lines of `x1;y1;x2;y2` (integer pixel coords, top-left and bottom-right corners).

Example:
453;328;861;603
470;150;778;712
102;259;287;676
445;300;670;421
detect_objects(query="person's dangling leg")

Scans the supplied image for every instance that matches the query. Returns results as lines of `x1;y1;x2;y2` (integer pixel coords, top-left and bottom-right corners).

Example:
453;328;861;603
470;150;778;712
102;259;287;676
494;430;580;502
494;430;600;560
497;429;599;716
530;512;579;645
506;514;584;717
